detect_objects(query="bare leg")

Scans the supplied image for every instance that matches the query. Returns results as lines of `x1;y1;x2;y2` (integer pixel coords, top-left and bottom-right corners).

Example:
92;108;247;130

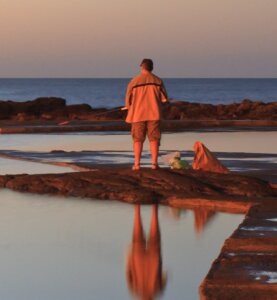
150;141;159;168
133;142;143;169
149;204;160;243
133;205;145;243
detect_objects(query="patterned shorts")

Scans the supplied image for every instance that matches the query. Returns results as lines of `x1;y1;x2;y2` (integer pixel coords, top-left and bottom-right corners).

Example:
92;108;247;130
131;121;161;142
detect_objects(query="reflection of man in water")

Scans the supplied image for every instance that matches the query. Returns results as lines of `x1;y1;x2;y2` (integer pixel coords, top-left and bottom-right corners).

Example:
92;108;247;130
193;207;216;234
166;207;216;234
126;205;167;300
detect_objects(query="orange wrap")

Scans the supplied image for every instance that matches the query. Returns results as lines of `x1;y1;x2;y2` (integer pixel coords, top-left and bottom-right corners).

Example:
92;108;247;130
192;141;229;174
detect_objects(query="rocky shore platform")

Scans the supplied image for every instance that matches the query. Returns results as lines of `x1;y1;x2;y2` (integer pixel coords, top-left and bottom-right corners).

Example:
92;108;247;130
0;168;275;203
0;167;276;299
200;201;277;300
0;149;276;183
0;97;276;133
1;96;276;298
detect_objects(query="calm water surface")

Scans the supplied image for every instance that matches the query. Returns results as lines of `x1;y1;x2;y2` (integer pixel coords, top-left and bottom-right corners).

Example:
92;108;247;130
0;131;276;172
0;157;73;175
0;189;243;300
0;78;276;107
0;132;271;299
0;131;276;153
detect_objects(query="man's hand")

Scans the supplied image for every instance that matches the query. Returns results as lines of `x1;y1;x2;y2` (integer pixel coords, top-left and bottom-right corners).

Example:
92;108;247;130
161;98;173;103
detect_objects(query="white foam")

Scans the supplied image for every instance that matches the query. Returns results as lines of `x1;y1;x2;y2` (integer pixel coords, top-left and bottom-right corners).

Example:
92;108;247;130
241;226;277;232
251;271;277;284
267;218;277;222
227;252;273;256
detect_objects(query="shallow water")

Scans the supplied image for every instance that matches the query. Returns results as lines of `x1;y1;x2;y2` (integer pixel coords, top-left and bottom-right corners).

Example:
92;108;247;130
0;189;243;300
0;131;276;173
0;157;73;175
0;131;272;299
0;131;276;153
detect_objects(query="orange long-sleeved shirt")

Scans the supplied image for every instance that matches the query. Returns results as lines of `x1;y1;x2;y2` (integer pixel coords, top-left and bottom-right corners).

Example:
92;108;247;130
125;72;168;123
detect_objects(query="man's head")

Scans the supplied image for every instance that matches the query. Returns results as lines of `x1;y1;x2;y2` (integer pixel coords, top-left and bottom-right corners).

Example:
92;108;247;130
140;58;153;72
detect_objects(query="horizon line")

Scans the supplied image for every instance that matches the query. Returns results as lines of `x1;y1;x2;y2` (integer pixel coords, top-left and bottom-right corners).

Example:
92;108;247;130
0;77;277;80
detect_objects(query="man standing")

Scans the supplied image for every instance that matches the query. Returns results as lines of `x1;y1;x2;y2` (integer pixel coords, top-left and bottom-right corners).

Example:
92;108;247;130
125;59;168;170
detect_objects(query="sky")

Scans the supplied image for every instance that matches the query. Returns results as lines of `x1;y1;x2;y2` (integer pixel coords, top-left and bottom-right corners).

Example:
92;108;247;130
0;0;277;78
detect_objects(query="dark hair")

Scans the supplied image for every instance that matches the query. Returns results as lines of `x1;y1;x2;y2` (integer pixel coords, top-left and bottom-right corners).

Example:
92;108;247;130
140;58;153;71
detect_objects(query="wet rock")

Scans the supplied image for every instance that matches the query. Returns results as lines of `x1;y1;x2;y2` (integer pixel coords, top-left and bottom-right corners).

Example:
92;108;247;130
66;104;92;119
161;100;277;121
41;113;54;120
236;99;253;115
27;97;66;113
50;150;66;153
16;112;30;121
0;97;66;120
200;202;277;300
0;168;275;203
0;98;276;121
0;166;276;298
0;101;13;119
89;107;127;120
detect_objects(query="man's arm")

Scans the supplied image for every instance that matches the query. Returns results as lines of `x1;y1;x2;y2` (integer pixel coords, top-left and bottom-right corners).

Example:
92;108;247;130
160;81;168;103
125;81;133;109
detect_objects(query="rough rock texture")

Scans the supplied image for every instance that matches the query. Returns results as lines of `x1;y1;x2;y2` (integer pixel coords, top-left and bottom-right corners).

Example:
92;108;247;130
200;202;277;300
0;97;93;121
162;99;277;121
0;168;275;203
0;167;276;298
0;98;276;121
0;98;276;134
0;149;276;184
0;97;67;120
1;120;277;135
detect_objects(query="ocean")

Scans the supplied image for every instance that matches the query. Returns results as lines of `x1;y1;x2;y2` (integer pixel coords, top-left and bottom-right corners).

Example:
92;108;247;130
0;78;276;108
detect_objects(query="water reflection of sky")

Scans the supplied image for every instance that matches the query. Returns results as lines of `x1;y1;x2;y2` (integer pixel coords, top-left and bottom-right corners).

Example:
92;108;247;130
0;190;243;300
0;131;276;153
0;157;73;175
0;131;276;179
0;131;275;298
0;149;276;175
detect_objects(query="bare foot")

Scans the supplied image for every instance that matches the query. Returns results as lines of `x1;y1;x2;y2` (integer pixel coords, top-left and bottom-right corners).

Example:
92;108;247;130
132;165;141;171
151;164;160;170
